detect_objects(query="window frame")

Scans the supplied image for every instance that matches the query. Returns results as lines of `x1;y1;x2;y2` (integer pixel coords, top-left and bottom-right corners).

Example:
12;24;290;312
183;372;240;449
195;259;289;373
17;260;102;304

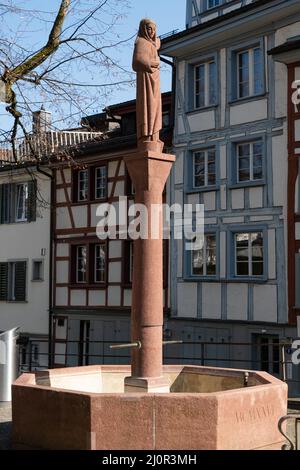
15;182;29;222
0;181;36;224
185;230;219;281
236;46;262;100
227;226;268;282
194;60;217;109
191;233;217;277
76;245;87;284
229;135;266;188
186;144;219;194
228;38;265;103
94;243;107;284
72;165;109;203
236;140;264;184
32;259;44;282
186;52;219;112
234;232;264;278
95;166;107;201
71;242;107;286
77;169;89;202
193;148;216;189
206;0;222;11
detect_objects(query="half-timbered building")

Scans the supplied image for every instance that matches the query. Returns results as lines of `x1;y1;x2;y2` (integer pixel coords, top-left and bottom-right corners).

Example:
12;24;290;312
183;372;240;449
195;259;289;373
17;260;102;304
161;0;300;390
51;93;172;367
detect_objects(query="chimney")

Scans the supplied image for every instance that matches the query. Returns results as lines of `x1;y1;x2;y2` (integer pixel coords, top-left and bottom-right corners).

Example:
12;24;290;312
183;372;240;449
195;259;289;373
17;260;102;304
32;106;52;134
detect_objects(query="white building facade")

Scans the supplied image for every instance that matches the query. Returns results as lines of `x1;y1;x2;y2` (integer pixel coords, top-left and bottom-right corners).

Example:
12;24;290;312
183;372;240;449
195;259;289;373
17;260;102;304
0;164;51;368
161;0;300;388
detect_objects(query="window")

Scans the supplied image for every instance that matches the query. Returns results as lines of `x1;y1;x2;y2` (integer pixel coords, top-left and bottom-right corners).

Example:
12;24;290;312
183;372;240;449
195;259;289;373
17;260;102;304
236;46;263;99
0;181;36;224
194;61;216;108
95;166;107;200
207;0;221;9
15;183;28;221
31;343;39;365
94;244;106;283
123;240;134;284
73;167;108;202
236;140;263;183
78;170;88;201
162;111;170;128
235;232;264;277
0;261;27;301
72;243;107;284
76;246;87;283
192;234;216;276
32;260;43;281
193;149;216;188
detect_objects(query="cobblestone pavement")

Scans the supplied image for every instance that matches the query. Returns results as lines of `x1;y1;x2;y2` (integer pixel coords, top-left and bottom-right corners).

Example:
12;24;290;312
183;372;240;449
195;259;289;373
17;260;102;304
0;403;298;450
0;403;12;450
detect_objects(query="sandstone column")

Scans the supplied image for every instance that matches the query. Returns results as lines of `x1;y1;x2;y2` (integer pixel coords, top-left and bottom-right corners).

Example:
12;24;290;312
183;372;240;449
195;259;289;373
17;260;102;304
124;148;175;392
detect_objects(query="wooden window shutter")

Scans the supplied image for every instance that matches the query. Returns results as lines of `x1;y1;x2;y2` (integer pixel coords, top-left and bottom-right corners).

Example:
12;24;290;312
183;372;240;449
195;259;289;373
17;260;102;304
0;263;8;301
14;261;27;301
0;184;11;224
27;181;37;222
0;185;3;224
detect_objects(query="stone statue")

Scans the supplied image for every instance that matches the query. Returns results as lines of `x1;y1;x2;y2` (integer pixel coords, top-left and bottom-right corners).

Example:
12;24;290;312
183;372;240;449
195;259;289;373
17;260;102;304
132;19;163;151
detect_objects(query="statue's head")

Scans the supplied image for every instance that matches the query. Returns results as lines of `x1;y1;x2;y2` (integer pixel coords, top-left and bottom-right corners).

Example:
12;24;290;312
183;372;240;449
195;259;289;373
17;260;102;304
138;18;157;42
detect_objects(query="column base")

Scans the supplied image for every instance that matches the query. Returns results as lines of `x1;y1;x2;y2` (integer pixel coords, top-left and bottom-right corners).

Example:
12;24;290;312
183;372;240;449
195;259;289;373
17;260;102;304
124;376;170;393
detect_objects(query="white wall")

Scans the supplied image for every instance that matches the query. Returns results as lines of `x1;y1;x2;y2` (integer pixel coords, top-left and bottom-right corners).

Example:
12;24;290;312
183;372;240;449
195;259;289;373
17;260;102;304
0;171;51;335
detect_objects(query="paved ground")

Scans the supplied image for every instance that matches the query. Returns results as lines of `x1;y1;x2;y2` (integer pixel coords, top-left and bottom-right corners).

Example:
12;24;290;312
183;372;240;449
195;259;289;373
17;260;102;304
0;403;12;450
0;402;298;450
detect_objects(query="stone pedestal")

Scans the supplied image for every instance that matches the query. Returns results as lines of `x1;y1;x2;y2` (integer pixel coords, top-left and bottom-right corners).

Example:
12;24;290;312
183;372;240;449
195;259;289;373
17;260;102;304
124;149;175;392
124;376;170;393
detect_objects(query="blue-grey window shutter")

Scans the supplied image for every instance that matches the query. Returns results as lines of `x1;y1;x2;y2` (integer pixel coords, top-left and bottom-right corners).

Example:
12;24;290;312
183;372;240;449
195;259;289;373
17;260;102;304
0;263;8;301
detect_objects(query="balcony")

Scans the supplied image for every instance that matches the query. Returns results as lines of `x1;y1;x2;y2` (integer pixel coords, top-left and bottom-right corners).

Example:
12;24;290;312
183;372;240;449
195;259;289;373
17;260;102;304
0;130;103;166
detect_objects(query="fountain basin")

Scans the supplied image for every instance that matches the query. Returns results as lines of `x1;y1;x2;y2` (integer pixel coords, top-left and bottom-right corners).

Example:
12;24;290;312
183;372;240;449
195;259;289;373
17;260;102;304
12;365;287;450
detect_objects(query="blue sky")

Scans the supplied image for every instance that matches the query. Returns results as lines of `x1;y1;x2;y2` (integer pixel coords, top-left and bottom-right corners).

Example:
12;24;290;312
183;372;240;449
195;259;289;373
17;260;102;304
0;0;186;132
111;0;186;103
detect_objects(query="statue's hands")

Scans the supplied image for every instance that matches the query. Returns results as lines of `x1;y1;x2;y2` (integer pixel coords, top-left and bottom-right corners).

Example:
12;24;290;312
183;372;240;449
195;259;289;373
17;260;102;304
151;60;160;69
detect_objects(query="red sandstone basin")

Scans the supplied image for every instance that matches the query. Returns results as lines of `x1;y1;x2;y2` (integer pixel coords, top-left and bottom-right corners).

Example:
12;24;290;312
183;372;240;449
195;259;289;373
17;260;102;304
12;365;287;450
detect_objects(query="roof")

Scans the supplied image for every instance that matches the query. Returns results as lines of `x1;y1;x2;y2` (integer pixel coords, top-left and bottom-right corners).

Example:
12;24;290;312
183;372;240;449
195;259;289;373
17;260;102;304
161;0;274;47
104;91;172;114
268;38;300;56
69;127;173;158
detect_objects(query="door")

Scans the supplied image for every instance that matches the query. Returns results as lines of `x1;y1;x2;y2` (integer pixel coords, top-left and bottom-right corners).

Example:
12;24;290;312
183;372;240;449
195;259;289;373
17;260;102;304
252;334;280;377
52;316;68;367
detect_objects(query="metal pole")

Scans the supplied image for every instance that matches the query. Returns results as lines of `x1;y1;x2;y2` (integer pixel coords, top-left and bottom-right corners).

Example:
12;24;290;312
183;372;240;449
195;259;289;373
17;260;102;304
201;342;205;366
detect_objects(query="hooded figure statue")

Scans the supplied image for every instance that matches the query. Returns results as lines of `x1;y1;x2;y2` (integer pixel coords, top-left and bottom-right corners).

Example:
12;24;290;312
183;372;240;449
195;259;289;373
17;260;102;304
132;19;162;147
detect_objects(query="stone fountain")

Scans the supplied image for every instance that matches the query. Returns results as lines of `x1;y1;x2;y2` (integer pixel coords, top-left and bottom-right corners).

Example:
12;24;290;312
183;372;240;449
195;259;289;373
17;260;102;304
11;18;287;450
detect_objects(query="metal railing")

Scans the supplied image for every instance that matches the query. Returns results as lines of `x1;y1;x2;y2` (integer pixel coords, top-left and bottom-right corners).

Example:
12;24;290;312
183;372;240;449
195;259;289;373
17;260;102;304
0;130;103;164
279;414;300;450
17;338;300;387
160;29;180;40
